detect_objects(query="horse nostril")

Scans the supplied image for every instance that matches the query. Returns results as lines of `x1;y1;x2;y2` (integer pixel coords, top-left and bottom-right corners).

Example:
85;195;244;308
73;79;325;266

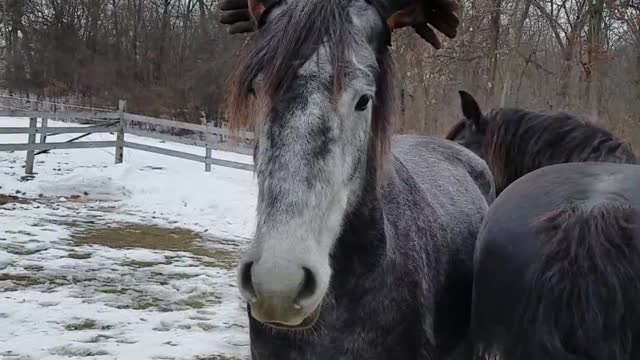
240;261;257;302
296;267;317;303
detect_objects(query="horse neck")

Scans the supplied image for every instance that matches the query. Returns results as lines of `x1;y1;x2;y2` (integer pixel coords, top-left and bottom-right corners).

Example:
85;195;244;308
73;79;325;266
330;146;388;282
484;111;637;194
483;111;529;194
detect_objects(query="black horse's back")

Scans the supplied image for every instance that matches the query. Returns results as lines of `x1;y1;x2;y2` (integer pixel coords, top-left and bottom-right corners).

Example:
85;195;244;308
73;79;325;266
472;163;640;360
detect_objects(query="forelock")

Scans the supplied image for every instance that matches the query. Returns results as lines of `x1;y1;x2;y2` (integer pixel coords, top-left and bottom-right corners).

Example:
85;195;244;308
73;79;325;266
225;0;392;130
226;0;352;127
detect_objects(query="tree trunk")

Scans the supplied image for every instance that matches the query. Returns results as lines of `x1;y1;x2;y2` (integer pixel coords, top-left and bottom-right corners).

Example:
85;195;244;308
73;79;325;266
177;0;195;77
5;0;25;94
131;0;143;81
636;49;640;116
585;0;605;122
558;31;578;109
487;0;502;106
154;0;172;83
111;0;121;58
500;0;530;106
87;0;101;53
462;0;481;93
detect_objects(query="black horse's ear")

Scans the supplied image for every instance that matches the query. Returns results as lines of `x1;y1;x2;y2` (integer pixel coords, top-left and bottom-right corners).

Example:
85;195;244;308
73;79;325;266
458;90;482;129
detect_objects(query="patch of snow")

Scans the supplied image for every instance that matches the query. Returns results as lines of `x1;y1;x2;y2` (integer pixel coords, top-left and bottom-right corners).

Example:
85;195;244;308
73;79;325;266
123;250;167;264
0;116;257;238
0;117;256;359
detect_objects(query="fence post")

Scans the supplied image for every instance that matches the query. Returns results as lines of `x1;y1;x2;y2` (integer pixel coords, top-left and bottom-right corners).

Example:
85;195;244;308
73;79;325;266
40;103;48;144
115;100;126;164
202;113;212;172
25;101;38;175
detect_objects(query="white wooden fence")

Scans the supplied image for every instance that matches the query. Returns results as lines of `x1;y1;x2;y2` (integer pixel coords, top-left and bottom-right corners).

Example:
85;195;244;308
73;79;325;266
0;97;255;174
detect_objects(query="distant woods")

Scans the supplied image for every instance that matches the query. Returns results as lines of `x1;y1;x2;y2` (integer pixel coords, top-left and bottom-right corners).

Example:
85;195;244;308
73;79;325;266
0;0;639;148
0;0;244;120
392;0;640;148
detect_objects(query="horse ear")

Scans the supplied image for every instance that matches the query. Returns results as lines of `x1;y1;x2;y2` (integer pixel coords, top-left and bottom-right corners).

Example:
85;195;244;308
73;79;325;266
379;0;460;49
458;90;483;129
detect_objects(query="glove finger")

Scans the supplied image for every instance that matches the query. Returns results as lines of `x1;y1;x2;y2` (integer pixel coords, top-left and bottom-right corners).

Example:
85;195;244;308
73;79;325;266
428;15;458;38
422;8;459;38
219;0;249;11
442;0;460;12
413;23;441;49
220;9;251;24
428;0;460;13
442;10;461;30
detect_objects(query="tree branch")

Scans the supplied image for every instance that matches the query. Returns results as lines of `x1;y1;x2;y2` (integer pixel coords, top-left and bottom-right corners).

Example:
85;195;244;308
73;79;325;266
530;0;567;48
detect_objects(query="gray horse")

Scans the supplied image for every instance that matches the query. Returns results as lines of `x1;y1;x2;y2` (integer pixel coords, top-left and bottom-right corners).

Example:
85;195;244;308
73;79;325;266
222;0;494;358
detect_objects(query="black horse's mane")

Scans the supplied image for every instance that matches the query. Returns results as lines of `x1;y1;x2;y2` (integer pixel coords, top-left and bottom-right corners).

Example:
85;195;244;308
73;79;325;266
483;108;637;192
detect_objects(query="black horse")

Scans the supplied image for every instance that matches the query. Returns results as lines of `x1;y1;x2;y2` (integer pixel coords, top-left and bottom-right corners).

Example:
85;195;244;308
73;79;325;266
446;90;637;195
445;92;640;359
471;162;640;360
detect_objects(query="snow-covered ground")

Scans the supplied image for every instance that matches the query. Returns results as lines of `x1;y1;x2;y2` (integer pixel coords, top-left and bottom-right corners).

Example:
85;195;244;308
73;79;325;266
0;117;257;360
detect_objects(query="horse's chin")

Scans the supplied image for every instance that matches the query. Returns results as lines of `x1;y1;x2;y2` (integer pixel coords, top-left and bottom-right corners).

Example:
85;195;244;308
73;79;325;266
261;306;321;331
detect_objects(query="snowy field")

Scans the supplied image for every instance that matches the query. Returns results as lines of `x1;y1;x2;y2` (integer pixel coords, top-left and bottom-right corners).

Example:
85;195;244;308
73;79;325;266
0;117;257;360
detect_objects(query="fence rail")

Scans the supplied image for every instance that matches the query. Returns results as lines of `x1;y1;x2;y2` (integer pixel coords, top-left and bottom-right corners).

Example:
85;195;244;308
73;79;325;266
124;113;255;140
0;126;116;134
0;110;121;120
0;141;117;152
0;98;255;174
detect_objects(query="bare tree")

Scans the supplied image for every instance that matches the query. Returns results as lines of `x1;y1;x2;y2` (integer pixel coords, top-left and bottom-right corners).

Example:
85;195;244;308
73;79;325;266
0;0;637;149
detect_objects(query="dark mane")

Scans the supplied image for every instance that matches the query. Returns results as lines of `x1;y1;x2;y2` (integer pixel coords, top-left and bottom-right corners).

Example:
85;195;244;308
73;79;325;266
484;109;637;192
225;0;397;184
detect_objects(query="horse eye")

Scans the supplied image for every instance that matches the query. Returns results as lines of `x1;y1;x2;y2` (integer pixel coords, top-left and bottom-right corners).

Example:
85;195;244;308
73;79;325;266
355;95;371;112
248;87;257;98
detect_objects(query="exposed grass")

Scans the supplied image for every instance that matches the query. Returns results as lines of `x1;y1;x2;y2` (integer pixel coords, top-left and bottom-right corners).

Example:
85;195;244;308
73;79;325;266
179;296;206;309
72;224;198;252
22;264;44;272
78;334;115;343
56;219;99;228
0;244;45;256
97;287;138;295
201;249;236;271
0;194;30;206
154;272;198;281
130;296;162;310
196;355;245;360
49;345;110;357
65;319;112;332
70;223;238;270
110;293;221;312
0;273;46;287
125;260;166;268
65;319;98;331
67;252;92;260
